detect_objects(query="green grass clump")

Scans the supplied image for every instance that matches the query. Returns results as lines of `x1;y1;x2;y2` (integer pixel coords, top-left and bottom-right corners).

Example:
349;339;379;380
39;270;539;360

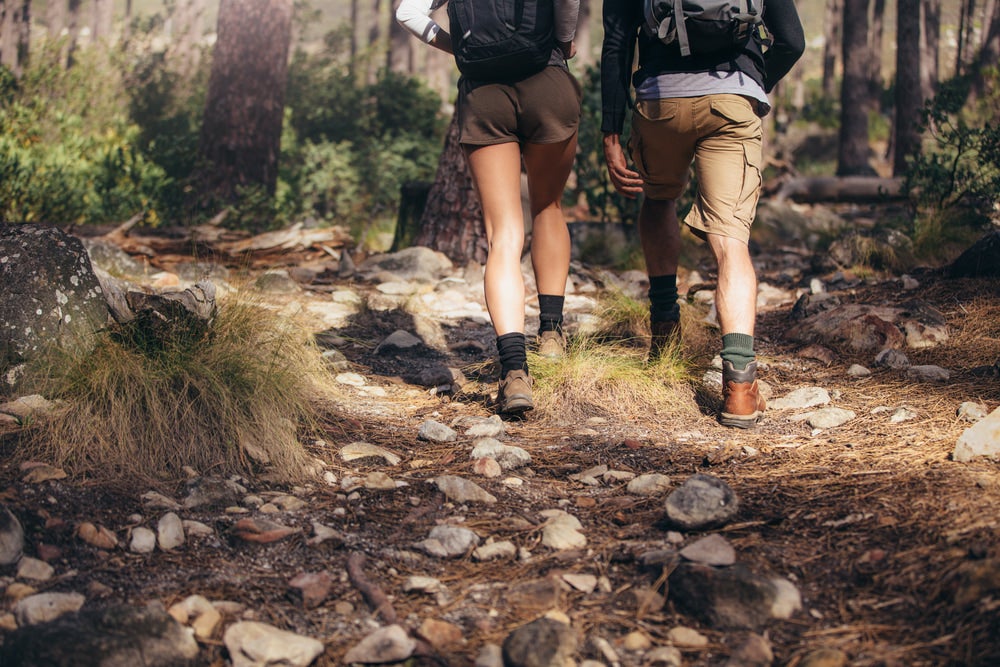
19;297;337;486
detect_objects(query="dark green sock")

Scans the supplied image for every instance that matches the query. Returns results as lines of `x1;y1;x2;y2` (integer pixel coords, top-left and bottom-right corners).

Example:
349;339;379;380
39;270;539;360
648;274;680;322
721;333;755;370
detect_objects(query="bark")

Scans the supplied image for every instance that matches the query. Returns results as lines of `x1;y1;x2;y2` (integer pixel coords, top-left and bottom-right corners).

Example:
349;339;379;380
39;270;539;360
45;0;64;38
837;0;876;176
956;0;975;75
66;0;81;66
387;0;411;74
774;176;906;203
821;0;842;99
349;0;358;67
969;0;1000;100
920;0;940;99
413;115;488;266
0;0;30;76
168;0;206;79
893;0;921;176
91;0;112;42
197;0;294;203
869;0;886;104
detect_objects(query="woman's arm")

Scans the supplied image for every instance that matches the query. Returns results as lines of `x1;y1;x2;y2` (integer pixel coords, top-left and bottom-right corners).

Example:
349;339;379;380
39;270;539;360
396;0;453;53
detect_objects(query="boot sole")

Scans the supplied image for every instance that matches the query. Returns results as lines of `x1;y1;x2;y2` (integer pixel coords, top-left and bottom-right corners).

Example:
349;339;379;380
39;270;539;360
719;410;762;429
499;397;534;415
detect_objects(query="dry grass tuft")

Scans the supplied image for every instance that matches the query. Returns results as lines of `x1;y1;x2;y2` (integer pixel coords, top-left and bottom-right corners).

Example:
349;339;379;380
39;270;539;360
18;295;340;486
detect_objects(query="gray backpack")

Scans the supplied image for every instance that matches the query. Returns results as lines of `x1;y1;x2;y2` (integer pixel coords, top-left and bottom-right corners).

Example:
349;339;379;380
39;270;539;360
643;0;768;57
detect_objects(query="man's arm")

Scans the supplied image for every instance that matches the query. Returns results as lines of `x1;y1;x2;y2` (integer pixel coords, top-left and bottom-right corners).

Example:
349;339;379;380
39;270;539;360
600;0;643;196
761;0;805;92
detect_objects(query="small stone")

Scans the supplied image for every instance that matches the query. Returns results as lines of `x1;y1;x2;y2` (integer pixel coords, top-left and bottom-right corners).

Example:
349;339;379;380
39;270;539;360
679;534;737;566
157;512;185;551
224;621;324;667
434;475;497;504
626;473;672;496
16;557;54;582
473;540;517;562
561;573;598;593
288;571;333;609
622;630;653;651
502;617;577;667
418;618;464;651
646;646;683;666
77;522;118;550
473;457;503;478
667;626;708;647
130;527;157;554
664;474;739;531
0;505;25;565
343;624;416;664
539;510;586;550
418;420;457;443
847;364;871;377
798;647;849;667
14;592;86;626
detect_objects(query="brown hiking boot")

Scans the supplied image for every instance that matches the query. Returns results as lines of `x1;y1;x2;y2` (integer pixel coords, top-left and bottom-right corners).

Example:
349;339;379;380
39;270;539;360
648;319;680;362
537;330;567;358
497;369;534;416
720;360;765;428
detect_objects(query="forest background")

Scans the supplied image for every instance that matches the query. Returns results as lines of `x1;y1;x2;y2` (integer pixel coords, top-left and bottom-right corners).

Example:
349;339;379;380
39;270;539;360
0;0;998;269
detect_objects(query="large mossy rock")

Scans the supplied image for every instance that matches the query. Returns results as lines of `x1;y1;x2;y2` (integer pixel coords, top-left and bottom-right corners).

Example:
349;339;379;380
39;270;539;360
0;224;109;376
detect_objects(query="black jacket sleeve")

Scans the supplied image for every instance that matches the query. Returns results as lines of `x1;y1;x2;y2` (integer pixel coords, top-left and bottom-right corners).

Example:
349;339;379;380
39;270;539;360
600;0;641;134
762;0;806;92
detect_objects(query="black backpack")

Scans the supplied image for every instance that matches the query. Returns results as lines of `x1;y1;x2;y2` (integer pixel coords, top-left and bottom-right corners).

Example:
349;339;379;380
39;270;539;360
447;0;555;81
643;0;769;58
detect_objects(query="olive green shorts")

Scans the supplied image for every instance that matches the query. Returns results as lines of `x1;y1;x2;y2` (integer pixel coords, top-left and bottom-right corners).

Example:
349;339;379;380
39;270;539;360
629;94;763;243
457;65;582;146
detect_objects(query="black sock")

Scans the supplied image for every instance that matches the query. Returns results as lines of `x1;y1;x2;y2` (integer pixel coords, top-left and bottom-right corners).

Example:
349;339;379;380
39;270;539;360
648;274;680;323
496;332;528;376
537;294;565;334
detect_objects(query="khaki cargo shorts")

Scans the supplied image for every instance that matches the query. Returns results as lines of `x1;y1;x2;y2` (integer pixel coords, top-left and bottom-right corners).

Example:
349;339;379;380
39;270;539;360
457;65;582;146
629;94;763;243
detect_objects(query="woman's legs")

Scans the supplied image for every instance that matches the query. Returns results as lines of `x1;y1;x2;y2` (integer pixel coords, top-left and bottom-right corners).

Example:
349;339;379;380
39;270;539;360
465;142;527;337
523;135;576;301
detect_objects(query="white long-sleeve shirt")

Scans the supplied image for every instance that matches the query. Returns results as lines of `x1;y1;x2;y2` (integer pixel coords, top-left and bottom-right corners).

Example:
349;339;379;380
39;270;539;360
395;0;579;46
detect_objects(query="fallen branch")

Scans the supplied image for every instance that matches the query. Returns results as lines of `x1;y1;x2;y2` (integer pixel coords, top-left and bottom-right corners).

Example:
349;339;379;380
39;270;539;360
346;552;398;624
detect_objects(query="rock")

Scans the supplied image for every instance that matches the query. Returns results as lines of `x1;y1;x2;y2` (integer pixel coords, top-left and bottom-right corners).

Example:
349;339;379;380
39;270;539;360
666;625;709;647
357;246;453;283
769;387;831;410
77;522;118;550
167;594;221;640
664;474;739;531
646;645;683;666
418;618;464;651
948;230;1000;277
418;420;458;443
13;592;86;626
1;603;199;666
668;562;801;630
254;270;299;294
465;415;505;438
433;475;497;504
847;364;871;377
804;407;856;429
0;224;109;375
725;633;774;666
679;534;737;566
156;512;185;551
288;571;333;609
232;518;299;544
502;616;577;667
798;647;849;667
626;473;672;496
16;557;54;582
539;510;587;550
0;505;25;565
874;348;910;369
343;624;416;663
340;442;402;466
470;439;531;470
906;365;951;381
473;540;517;562
476;643;505;667
418;525;481;558
953;408;1000;463
224;621;325;667
182;477;243;509
561;573;598;594
957;401;989;422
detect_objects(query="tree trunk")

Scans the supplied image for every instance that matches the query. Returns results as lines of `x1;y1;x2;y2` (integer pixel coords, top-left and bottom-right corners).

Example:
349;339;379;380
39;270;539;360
46;0;64;38
349;0;359;66
920;0;940;100
956;0;975;75
837;0;876;176
821;0;842;98
1;0;30;76
168;0;206;79
868;0;885;106
387;0;411;74
91;0;112;43
969;0;1000;100
576;0;593;67
197;0;293;203
893;0;921;176
413;115;487;265
66;0;81;66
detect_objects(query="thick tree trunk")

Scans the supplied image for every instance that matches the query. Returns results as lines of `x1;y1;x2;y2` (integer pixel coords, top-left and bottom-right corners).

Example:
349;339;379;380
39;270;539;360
65;0;81;66
0;0;30;76
821;0;842;98
45;0;64;38
91;0;112;42
868;0;885;105
920;0;940;99
413;115;488;265
969;0;1000;100
893;0;921;176
837;0;876;176
197;0;293;203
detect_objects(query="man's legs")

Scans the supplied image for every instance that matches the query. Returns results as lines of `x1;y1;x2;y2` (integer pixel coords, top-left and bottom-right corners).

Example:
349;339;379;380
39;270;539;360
466;142;533;415
524;135;577;358
639;197;682;360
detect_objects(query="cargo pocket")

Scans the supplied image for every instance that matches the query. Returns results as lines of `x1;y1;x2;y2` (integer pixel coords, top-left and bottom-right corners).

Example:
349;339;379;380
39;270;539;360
709;96;757;126
737;141;763;228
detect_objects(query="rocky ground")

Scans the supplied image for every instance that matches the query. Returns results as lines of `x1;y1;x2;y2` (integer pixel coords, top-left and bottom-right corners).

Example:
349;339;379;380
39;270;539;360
1;206;999;667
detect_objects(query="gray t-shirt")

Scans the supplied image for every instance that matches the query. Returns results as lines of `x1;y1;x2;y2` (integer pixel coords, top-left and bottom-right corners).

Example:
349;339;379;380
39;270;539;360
635;71;770;117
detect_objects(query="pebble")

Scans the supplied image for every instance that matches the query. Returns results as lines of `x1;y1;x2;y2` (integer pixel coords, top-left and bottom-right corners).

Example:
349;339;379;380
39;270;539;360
157;512;185;551
342;624;416;664
679;534;737;566
664;474;739;531
418;419;458;442
16;557;54;582
0;505;25;565
433;475;497;504
15;592;86;625
224;621;324;667
626;473;672;496
130;527;157;554
539;510;587;550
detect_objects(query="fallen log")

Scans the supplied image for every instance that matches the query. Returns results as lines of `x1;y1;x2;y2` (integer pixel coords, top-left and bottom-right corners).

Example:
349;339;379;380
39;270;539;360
774;176;907;203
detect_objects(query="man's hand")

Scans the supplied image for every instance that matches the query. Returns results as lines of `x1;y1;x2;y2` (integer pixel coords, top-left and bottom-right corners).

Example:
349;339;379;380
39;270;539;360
602;133;643;199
